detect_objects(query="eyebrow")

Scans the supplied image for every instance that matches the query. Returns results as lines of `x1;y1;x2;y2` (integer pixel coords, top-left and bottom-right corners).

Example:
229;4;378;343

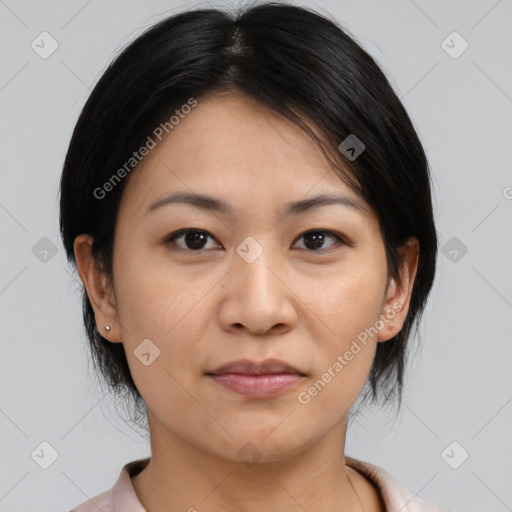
145;191;367;217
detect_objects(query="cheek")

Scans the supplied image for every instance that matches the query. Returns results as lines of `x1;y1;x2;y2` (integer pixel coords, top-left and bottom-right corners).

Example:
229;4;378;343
303;259;386;342
113;239;211;340
298;259;385;401
110;251;201;404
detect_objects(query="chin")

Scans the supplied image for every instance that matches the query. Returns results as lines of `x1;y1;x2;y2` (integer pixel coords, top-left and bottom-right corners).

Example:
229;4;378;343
205;426;313;464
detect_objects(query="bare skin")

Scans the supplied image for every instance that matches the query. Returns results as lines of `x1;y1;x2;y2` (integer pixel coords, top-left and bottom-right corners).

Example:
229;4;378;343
74;89;418;512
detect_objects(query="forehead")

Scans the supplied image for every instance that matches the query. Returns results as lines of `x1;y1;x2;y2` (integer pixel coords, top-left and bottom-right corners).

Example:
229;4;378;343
118;92;366;218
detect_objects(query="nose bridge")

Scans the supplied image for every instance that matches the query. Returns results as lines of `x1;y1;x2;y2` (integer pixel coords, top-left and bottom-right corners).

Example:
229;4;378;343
217;231;299;335
228;231;296;324
230;252;289;334
234;234;280;298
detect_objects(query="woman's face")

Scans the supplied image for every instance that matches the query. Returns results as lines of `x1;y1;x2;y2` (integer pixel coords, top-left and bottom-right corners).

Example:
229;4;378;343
80;91;417;463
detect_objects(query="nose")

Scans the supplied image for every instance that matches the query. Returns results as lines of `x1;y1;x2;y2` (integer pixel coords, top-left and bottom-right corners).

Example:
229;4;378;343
218;248;298;336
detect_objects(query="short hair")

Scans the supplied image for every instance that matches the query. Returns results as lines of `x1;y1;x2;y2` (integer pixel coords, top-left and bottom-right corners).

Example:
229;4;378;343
59;2;438;426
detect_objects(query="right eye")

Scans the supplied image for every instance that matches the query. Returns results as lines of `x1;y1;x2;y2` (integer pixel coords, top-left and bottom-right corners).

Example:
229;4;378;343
164;229;220;252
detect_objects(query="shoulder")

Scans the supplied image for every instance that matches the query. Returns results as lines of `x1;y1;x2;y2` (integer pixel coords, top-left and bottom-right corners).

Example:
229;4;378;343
69;488;112;512
345;455;451;512
69;458;150;512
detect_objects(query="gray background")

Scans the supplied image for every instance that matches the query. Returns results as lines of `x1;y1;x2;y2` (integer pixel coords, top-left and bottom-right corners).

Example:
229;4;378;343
1;0;511;511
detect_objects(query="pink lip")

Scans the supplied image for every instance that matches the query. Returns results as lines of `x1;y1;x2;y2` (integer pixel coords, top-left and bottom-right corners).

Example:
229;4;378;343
208;373;304;398
208;357;304;376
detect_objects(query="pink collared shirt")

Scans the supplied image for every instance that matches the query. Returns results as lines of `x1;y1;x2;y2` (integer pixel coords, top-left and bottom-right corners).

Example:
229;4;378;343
70;456;450;512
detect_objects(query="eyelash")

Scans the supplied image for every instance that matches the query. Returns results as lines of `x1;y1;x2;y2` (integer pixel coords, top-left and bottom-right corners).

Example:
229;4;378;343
164;228;349;255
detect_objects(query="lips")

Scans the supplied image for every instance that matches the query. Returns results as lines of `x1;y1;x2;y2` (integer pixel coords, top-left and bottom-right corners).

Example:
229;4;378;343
206;358;305;376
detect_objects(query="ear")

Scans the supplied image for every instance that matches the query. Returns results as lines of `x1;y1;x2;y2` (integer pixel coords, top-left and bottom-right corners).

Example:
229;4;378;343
73;234;123;343
377;237;420;343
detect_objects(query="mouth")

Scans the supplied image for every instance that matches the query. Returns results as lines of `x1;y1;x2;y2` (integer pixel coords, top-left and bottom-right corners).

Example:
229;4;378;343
205;358;306;399
206;357;306;376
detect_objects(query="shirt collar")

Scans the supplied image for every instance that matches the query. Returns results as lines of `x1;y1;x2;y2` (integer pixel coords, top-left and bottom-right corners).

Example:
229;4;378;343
111;457;150;511
109;456;447;512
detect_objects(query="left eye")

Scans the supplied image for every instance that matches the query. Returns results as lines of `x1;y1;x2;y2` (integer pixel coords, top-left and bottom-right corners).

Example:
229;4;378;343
165;229;346;253
294;229;345;252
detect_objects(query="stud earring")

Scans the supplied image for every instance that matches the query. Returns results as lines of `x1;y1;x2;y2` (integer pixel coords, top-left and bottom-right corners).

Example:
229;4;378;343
105;325;111;334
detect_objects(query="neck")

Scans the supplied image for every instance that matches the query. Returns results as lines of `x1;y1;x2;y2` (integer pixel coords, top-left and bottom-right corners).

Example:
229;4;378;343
131;414;363;512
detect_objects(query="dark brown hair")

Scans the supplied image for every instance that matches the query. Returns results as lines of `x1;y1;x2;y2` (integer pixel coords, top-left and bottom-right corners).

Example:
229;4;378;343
59;2;438;426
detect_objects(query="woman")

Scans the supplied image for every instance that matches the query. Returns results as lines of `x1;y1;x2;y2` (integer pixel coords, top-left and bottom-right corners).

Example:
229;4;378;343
61;3;449;511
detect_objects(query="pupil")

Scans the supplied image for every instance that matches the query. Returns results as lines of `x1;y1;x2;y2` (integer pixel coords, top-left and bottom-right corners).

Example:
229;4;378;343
186;231;206;249
306;232;324;250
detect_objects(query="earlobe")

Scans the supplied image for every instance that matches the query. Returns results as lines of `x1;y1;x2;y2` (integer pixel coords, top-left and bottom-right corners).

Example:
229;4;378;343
73;234;123;342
